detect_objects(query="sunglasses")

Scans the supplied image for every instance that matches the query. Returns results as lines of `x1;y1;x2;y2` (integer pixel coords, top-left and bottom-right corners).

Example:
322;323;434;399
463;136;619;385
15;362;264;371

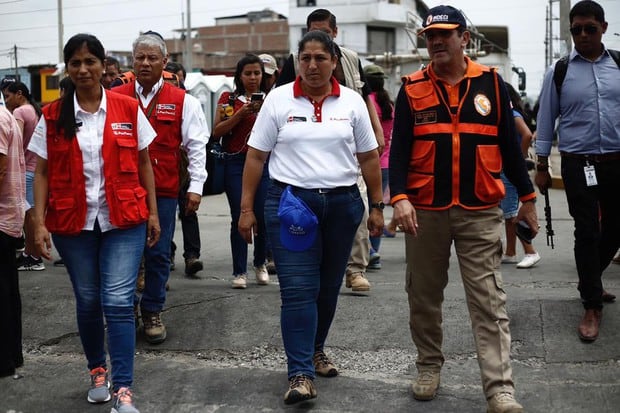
569;24;598;35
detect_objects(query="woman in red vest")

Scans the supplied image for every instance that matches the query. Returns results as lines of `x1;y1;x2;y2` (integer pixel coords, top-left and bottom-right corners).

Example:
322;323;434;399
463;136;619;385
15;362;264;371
29;34;160;413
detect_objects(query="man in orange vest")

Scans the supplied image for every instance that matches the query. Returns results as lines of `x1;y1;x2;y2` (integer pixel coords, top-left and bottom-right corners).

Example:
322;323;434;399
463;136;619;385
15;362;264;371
390;6;537;413
113;31;208;344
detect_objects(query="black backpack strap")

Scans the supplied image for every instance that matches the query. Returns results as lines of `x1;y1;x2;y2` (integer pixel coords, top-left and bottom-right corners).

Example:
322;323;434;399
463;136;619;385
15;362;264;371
608;49;620;68
554;50;620;98
553;55;569;97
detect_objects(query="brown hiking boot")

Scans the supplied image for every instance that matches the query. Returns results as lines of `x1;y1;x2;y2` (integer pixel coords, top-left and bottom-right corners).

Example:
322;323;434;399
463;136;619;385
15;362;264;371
141;310;167;344
313;350;338;377
284;375;317;405
412;370;440;401
487;392;523;413
345;272;370;291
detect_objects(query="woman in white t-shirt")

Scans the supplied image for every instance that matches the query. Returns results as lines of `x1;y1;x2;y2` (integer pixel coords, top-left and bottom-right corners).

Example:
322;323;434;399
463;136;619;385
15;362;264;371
238;30;384;405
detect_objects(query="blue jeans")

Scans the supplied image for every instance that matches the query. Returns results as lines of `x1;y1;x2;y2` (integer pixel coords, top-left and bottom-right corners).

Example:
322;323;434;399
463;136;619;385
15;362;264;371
53;221;146;390
265;182;363;379
224;153;269;275
25;171;35;207
140;197;177;312
369;168;389;253
499;172;519;220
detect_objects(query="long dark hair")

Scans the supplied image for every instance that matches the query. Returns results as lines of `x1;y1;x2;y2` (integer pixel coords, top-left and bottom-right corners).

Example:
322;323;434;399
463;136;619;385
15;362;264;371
5;81;42;117
233;54;266;96
365;76;393;121
57;33;105;140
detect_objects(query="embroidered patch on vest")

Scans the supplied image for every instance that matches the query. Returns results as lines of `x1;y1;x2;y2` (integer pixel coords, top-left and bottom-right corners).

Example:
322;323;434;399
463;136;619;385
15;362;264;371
474;94;491;116
156;104;176;116
414;111;437;125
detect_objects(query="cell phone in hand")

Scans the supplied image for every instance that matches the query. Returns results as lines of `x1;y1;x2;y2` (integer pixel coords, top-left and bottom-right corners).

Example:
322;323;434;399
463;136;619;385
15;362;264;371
251;93;263;102
515;221;533;244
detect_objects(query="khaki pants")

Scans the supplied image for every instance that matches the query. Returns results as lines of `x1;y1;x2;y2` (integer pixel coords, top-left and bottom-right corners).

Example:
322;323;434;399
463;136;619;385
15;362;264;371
346;175;369;275
405;206;514;398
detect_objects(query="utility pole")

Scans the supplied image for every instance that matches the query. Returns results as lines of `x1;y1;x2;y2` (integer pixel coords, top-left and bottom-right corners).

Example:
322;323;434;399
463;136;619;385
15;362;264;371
559;0;572;55
58;0;64;62
14;45;18;79
185;0;193;71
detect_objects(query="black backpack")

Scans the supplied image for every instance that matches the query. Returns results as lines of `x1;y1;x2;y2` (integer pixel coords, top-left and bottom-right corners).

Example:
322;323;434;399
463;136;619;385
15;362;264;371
553;49;620;96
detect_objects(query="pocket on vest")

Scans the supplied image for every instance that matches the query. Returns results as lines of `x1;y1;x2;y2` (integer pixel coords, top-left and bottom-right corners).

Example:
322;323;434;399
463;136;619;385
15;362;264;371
117;138;138;173
150;149;179;195
46;194;79;233
112;185;149;226
474;145;505;203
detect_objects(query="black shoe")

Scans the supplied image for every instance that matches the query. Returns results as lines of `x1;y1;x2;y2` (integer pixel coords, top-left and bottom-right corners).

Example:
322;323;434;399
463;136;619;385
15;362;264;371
53;258;65;267
184;257;204;277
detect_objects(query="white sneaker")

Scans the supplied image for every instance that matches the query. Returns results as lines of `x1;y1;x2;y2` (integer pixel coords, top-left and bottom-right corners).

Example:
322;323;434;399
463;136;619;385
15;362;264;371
231;274;247;289
254;265;270;285
501;254;519;264
517;252;541;269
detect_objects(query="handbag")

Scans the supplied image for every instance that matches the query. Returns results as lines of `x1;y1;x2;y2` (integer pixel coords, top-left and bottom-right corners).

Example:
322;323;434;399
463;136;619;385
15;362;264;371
202;139;226;196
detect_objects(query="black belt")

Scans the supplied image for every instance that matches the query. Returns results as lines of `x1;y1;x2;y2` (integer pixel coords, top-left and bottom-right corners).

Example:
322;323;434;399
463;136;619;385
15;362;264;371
560;151;620;162
272;180;355;194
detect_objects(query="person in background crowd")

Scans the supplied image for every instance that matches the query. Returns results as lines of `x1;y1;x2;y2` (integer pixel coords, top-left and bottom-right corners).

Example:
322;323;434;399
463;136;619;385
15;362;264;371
2;81;44;271
29;33;160;413
257;53;279;274
163;60;203;277
112;31;208;344
390;6;537;412
258;53;279;91
0;104;26;378
101;56;120;89
363;63;394;270
535;0;619;342
500;83;540;269
164;61;186;89
211;54;270;289
239;30;383;405
277;8;385;293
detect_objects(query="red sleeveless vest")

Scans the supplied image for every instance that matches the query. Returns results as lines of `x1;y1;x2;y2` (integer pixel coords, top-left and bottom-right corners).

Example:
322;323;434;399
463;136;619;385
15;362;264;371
43;90;149;235
112;80;185;198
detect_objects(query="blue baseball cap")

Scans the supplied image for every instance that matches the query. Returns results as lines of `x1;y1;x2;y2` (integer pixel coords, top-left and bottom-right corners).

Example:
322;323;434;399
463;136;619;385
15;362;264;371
278;186;318;252
419;5;467;35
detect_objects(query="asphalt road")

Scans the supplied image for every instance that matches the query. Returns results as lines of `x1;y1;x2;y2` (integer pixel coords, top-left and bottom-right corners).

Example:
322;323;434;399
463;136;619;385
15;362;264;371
1;188;619;413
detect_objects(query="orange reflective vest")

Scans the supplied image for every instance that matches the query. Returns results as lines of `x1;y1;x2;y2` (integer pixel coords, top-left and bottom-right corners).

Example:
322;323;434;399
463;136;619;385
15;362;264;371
401;61;507;210
43;91;149;235
113;80;185;198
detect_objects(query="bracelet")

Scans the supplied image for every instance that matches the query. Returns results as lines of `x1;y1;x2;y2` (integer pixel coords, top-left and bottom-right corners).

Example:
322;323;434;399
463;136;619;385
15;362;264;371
241;209;254;214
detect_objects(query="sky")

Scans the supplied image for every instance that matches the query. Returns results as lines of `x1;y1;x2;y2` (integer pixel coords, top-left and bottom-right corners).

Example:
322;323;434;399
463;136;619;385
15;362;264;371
1;0;619;98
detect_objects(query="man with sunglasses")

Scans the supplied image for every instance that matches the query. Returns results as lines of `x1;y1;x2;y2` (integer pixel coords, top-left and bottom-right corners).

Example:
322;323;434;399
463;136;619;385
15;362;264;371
536;0;620;343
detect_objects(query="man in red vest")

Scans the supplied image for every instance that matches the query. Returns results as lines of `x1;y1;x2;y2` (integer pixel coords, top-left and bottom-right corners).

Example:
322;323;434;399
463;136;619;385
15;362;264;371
113;31;208;344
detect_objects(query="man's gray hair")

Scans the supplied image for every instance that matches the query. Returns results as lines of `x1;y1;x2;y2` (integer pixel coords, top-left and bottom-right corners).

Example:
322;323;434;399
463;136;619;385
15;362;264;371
132;33;167;57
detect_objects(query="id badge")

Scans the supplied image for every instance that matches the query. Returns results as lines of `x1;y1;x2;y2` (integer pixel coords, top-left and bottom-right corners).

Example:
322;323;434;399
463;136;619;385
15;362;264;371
584;165;598;186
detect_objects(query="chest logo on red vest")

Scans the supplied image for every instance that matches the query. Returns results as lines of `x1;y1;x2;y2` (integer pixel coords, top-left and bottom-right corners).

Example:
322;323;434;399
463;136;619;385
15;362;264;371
474;94;491;116
414;110;437;125
111;122;134;136
156;104;177;116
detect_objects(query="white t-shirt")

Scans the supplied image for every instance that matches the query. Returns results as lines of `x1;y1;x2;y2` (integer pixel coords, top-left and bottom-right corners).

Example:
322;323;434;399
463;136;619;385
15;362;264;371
28;89;156;232
249;79;377;188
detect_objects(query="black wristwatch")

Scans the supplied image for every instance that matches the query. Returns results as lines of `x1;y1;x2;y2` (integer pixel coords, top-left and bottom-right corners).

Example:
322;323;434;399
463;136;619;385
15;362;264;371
370;201;385;211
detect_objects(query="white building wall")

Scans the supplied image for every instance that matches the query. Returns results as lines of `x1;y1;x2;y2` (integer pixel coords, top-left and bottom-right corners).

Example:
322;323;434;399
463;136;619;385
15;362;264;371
287;0;420;55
